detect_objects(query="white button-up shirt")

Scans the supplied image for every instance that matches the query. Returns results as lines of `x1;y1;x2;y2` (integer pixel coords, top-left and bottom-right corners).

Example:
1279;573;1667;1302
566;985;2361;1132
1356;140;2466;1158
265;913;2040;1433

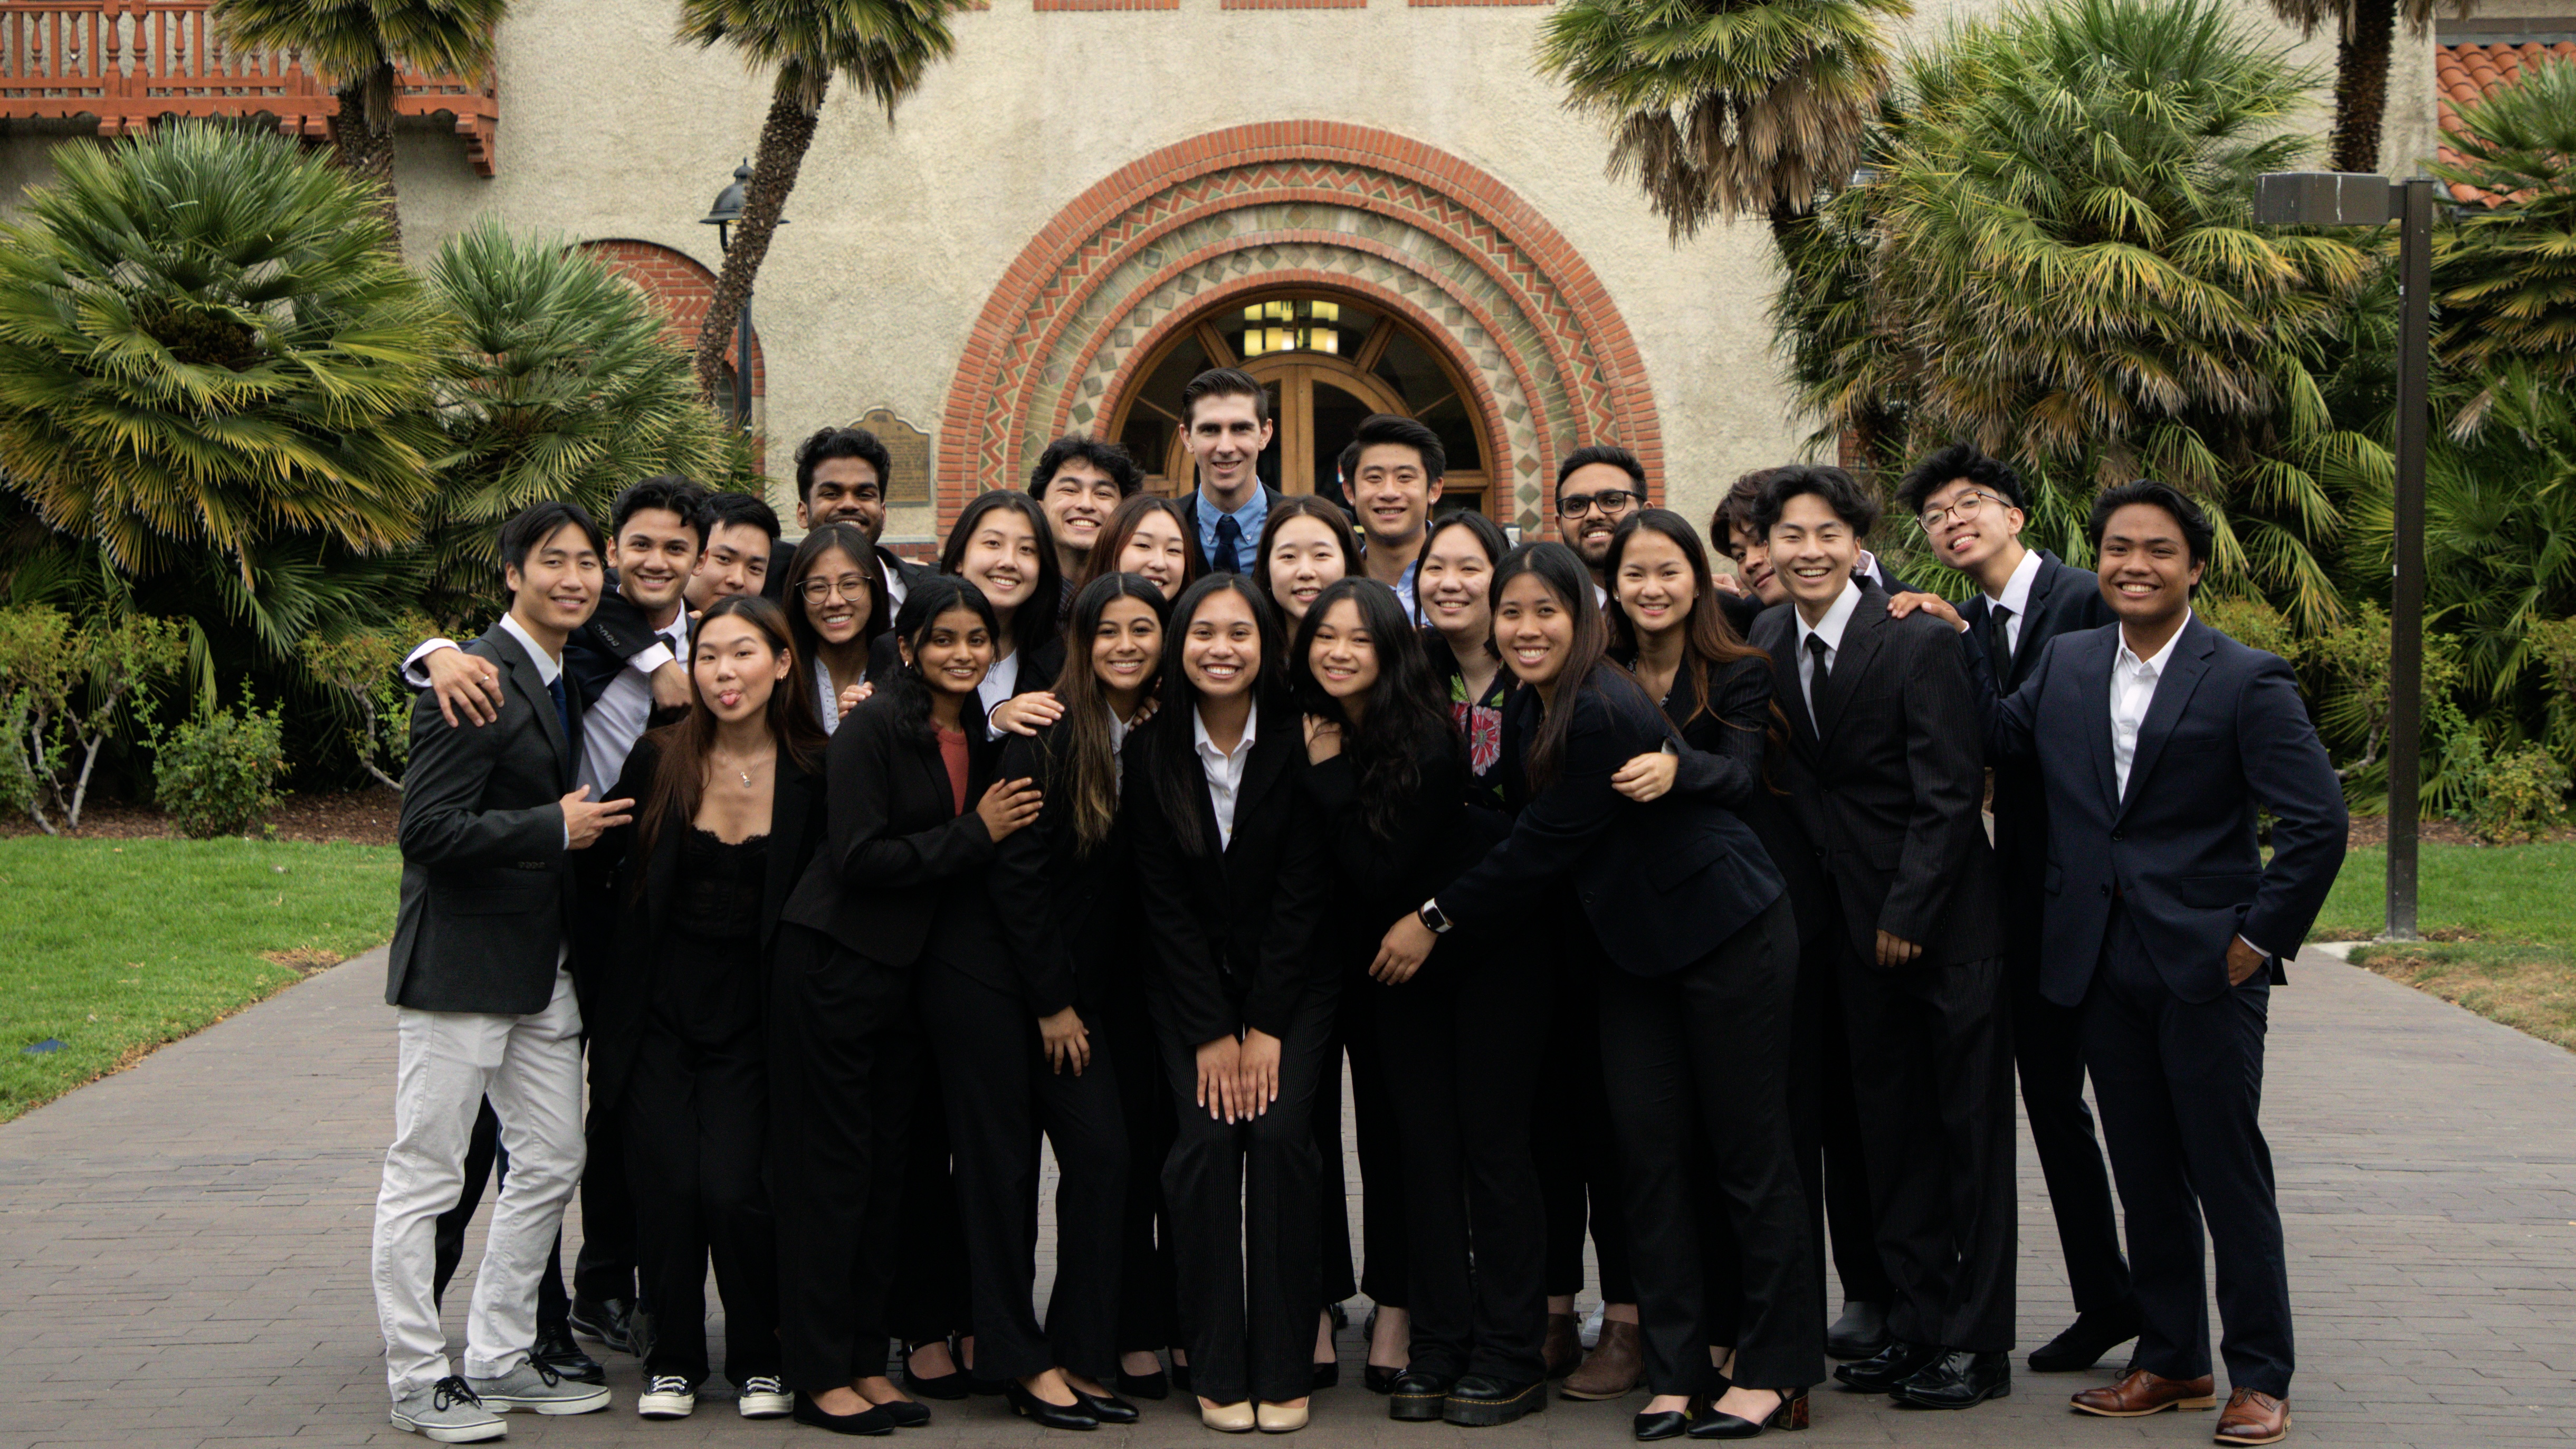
1192;703;1258;850
1793;578;1863;730
1990;547;2043;656
2110;612;2188;801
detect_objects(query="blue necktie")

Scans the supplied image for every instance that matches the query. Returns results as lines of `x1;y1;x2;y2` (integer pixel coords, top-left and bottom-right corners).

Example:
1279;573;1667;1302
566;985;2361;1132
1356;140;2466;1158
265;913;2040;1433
547;673;573;758
1212;514;1243;575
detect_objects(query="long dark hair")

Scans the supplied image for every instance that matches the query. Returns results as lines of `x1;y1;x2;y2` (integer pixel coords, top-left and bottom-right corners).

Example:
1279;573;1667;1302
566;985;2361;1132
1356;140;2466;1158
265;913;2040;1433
1051;573;1170;855
636;595;828;861
1251;493;1361;620
1493;541;1651;794
880;575;999;746
1422;510;1510;662
782;522;890;675
1143;572;1280;858
939;490;1061;655
1604;510;1773;726
1289;577;1457;842
1079;494;1205;594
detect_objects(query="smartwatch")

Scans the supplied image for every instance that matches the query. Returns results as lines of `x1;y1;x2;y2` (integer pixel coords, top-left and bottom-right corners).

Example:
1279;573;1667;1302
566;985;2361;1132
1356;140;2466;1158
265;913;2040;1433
1418;898;1455;935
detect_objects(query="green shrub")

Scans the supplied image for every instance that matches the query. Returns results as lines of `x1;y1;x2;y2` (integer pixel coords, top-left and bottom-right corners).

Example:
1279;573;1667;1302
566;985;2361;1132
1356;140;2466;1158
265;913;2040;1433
155;695;287;838
2470;743;2571;846
2200;594;2301;663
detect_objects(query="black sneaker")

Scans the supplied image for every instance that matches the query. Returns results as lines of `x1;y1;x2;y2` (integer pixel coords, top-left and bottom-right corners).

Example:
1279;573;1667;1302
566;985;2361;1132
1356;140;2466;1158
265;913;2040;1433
638;1374;697;1419
567;1294;637;1355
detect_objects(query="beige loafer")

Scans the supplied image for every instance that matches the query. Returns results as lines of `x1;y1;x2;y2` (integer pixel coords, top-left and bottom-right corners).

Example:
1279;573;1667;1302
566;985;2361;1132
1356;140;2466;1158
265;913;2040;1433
1256;1401;1310;1433
1199;1399;1256;1433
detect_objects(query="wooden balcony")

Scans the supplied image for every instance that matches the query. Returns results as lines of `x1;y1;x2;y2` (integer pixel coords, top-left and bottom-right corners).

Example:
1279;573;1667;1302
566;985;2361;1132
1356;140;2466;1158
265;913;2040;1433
0;0;497;174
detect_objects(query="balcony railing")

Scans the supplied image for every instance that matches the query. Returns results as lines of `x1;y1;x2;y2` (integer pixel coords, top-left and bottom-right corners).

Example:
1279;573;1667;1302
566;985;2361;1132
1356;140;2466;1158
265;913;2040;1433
0;0;497;174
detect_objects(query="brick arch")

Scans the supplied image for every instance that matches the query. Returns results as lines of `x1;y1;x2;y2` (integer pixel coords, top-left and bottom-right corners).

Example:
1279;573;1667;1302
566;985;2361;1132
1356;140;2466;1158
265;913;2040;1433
938;121;1663;536
579;239;765;401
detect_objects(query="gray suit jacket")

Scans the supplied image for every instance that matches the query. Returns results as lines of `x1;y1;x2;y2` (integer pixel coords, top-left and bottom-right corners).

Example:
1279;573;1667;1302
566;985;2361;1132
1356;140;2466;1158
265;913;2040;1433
388;628;580;1015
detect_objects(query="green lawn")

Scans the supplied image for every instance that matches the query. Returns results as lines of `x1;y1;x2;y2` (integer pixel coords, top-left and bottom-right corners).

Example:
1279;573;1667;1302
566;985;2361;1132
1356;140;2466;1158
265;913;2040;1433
2311;843;2576;944
0;836;398;1123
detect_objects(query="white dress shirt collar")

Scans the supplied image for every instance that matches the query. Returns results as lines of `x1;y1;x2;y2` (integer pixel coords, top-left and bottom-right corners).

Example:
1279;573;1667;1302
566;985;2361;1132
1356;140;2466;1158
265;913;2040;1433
2116;610;2191;678
497;611;561;683
1993;547;2043;616
1191;702;1260;850
1796;577;1864;656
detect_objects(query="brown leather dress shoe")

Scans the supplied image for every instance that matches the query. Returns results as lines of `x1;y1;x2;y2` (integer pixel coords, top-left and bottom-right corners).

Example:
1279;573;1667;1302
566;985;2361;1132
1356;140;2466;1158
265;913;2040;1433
2069;1368;2217;1417
1543;1314;1581;1379
1560;1320;1642;1401
2214;1388;2290;1445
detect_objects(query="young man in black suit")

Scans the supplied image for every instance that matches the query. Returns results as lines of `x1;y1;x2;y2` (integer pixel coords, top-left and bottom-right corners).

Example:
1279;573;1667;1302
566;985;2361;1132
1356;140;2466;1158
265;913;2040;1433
1745;465;2016;1412
1027;434;1143;590
1347;413;1444;623
1553;445;1647;602
1980;482;2344;1447
686;489;782;611
1172;368;1285;575
1888;445;2142;1375
770;426;934;608
373;501;631;1441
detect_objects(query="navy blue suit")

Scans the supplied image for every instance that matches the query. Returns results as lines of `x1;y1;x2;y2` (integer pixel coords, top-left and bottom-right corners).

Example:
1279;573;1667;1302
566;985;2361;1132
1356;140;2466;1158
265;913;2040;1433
1981;611;2346;1397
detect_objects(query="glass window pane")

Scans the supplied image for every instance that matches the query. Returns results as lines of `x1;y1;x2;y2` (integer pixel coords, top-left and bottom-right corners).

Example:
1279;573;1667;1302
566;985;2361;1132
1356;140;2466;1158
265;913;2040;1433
1222;297;1376;360
1371;331;1482;471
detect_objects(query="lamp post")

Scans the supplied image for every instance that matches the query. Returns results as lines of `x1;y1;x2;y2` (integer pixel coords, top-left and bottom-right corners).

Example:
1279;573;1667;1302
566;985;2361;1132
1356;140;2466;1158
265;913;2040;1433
2253;171;2432;941
700;159;786;432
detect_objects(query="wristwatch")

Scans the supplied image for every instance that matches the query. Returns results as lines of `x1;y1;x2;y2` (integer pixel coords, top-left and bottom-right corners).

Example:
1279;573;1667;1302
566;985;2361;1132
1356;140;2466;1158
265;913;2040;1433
1418;898;1455;935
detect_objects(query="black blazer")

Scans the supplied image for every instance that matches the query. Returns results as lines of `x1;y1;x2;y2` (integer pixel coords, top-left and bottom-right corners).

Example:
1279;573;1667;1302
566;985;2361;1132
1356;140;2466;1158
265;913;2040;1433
1980;613;2348;1006
780;693;1000;968
988;718;1133;1017
1304;733;1506;966
1637;652;1829;962
577;737;826;1113
1748;588;2004;967
390;628;582;1015
1438;679;1783;978
1124;699;1333;1046
1958;551;2116;888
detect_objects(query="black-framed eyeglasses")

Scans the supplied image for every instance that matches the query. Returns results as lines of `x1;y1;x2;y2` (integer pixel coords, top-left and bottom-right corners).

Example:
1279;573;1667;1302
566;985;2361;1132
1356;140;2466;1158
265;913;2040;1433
797;574;873;603
1559;489;1642;519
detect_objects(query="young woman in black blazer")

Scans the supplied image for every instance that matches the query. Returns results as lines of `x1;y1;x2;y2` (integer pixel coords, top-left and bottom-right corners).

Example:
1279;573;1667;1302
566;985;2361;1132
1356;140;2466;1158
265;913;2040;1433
1289;578;1551;1427
780;522;890;732
1125;573;1336;1434
865;491;1068;724
771;578;1044;1434
1373;542;1823;1442
580;596;825;1422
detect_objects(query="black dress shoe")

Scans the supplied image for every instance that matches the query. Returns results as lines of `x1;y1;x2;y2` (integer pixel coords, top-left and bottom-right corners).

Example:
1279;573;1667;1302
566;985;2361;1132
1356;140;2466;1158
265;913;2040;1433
2026;1305;2143;1373
1005;1379;1101;1431
1117;1366;1169;1401
794;1397;898;1435
566;1294;636;1355
1072;1388;1140;1425
1830;1339;1940;1394
1364;1364;1405;1395
1822;1301;1887;1361
1633;1402;1697;1441
867;1397;933;1428
1388;1369;1453;1422
1891;1350;2010;1409
1444;1375;1546;1427
902;1340;972;1400
1311;1361;1340;1390
1171;1360;1191;1393
529;1323;603;1385
1686;1387;1808;1439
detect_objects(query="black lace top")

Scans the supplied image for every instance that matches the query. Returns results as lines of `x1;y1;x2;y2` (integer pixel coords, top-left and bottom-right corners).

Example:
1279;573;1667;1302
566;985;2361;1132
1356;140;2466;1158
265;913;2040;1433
656;827;768;1036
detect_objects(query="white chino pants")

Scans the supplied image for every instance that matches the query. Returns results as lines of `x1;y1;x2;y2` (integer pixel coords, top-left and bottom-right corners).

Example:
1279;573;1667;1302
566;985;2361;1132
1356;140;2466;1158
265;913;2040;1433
370;965;586;1399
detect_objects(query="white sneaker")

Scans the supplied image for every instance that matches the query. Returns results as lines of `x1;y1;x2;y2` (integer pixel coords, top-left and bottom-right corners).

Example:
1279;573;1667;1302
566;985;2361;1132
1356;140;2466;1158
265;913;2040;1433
465;1359;612;1416
392;1377;506;1443
638;1375;696;1419
738;1376;794;1418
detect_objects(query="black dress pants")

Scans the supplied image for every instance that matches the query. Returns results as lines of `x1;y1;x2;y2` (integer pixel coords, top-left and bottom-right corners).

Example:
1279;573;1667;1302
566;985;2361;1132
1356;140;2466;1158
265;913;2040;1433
2009;930;2135;1317
573;1099;640;1308
1153;987;1338;1405
432;1100;570;1329
1314;964;1404;1309
1837;948;2015;1354
1533;946;1636;1305
622;1019;780;1388
1376;931;1548;1383
918;962;1129;1383
1104;979;1178;1354
1812;955;1889;1307
2082;906;2291;1396
889;1060;968;1354
770;925;927;1395
1601;902;1824;1394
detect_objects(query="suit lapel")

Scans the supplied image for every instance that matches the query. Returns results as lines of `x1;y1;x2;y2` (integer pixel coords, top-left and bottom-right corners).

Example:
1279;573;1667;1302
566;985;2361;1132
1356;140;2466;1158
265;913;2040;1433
2119;616;2215;819
1230;712;1295;846
1814;598;1887;747
761;764;819;945
1756;614;1821;760
2078;629;2121;818
485;628;575;787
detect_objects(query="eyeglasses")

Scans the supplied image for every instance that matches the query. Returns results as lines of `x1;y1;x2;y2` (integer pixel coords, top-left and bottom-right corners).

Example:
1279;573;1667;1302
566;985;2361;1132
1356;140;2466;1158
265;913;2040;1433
797;574;873;603
1559;489;1642;519
1919;491;2011;531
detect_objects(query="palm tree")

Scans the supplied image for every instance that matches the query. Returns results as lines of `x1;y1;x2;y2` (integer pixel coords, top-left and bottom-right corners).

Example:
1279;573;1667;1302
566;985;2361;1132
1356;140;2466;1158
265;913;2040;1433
1536;0;1910;245
678;0;972;405
211;0;508;247
2265;0;2473;174
1779;0;2391;630
2430;56;2576;426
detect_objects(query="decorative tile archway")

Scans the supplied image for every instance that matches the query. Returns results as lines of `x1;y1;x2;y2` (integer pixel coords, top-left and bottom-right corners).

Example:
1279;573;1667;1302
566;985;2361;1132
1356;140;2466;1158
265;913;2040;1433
937;122;1663;536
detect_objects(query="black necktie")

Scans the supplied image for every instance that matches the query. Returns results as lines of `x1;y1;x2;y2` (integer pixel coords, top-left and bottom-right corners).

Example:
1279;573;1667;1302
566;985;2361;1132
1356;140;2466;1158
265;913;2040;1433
1990;604;2016;679
547;673;574;758
1212;514;1243;575
1804;633;1830;727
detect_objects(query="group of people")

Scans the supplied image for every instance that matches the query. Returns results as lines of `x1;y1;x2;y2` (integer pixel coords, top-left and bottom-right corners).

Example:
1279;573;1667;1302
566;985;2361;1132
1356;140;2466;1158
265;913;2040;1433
368;364;2350;1449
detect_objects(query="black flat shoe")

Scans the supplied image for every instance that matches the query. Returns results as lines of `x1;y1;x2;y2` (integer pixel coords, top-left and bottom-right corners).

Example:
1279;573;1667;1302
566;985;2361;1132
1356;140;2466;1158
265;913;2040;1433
1072;1388;1140;1425
1311;1361;1339;1390
1388;1369;1453;1423
1171;1361;1191;1394
1633;1403;1696;1441
1444;1375;1546;1427
1117;1367;1169;1402
1831;1339;1939;1394
530;1323;603;1385
793;1397;898;1435
1891;1349;2009;1410
1006;1379;1101;1431
903;1340;972;1400
1686;1387;1808;1440
2026;1306;2143;1374
1364;1364;1405;1395
866;1397;932;1428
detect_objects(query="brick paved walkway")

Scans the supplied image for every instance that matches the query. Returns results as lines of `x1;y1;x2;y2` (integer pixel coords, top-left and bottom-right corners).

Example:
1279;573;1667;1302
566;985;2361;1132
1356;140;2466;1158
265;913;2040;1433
3;946;2571;1447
